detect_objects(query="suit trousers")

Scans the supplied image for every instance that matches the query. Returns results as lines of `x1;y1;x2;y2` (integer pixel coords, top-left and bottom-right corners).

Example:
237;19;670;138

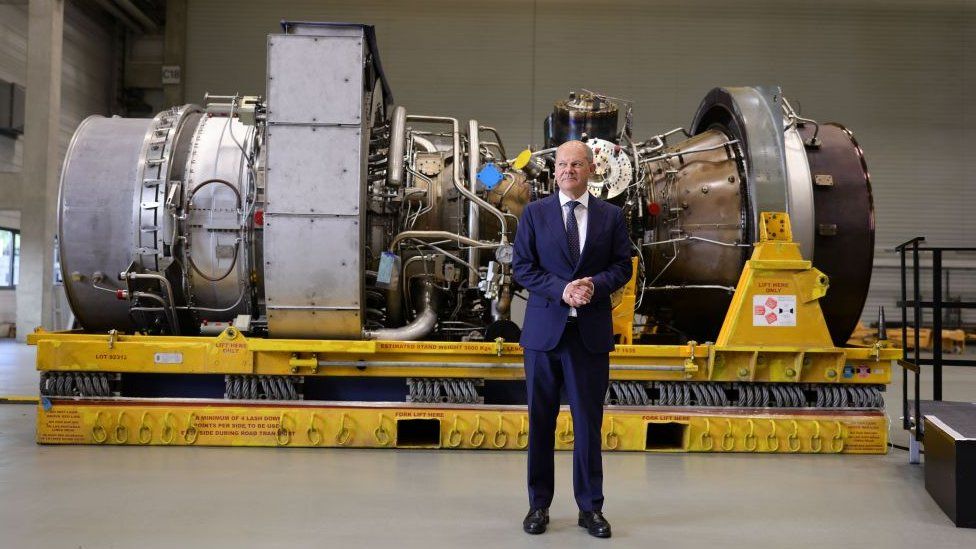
524;320;610;512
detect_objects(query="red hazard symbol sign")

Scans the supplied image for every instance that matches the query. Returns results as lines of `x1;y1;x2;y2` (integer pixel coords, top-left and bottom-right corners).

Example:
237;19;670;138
753;294;798;327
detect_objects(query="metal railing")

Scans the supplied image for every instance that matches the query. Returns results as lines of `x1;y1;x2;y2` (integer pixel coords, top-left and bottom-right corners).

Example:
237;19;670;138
896;237;976;447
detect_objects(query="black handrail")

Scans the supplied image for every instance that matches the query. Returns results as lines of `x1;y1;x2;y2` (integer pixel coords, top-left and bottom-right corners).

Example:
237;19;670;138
896;237;976;442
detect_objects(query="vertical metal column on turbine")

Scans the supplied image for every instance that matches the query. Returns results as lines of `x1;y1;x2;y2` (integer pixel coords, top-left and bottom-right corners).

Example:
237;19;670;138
263;23;368;338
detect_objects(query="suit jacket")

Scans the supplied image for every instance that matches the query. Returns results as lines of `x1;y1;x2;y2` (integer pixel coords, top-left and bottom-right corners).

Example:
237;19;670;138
512;193;633;353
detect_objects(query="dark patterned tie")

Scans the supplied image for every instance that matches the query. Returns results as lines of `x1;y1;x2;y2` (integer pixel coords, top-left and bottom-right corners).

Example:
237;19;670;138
565;200;580;265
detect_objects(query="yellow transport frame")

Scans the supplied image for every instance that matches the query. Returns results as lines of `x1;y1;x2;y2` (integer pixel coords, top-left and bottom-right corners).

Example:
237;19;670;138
28;213;900;453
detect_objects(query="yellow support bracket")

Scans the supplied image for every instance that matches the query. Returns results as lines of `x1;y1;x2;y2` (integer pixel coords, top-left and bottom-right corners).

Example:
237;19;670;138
611;258;639;345
288;354;318;373
715;211;836;349
759;211;792;242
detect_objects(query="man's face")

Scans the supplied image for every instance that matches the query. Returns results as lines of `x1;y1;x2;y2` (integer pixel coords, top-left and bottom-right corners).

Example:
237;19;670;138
554;141;593;198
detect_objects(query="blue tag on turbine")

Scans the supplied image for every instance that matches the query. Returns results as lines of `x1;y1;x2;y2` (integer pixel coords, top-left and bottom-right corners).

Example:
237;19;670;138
376;251;400;289
477;163;504;190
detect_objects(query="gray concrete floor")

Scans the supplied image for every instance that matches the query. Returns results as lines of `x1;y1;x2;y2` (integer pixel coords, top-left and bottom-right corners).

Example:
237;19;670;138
0;339;37;397
1;339;975;548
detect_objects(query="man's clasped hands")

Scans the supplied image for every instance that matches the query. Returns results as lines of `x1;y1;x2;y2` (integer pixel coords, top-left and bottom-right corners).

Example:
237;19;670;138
562;277;594;308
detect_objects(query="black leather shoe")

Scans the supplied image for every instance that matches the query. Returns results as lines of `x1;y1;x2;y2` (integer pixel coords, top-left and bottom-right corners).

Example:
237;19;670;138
523;508;549;534
578;510;612;538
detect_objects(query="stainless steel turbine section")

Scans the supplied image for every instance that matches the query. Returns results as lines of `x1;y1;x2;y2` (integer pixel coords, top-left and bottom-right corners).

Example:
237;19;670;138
59;115;154;332
180;113;257;317
58;103;260;335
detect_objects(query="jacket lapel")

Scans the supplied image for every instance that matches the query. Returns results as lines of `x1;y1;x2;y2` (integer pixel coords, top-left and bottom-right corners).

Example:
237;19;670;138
541;194;572;265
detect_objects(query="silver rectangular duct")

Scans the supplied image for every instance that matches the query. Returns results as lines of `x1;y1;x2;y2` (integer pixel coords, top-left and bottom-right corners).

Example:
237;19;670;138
263;24;366;338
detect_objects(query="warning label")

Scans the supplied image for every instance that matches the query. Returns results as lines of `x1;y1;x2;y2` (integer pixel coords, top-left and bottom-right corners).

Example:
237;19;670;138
37;408;87;443
752;294;797;326
842;420;886;453
193;413;281;437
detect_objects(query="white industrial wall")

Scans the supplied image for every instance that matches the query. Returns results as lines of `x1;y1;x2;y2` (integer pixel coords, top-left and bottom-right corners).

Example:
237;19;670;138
0;1;114;331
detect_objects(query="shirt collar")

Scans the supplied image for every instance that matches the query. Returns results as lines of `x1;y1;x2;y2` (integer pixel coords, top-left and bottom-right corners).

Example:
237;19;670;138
558;190;590;209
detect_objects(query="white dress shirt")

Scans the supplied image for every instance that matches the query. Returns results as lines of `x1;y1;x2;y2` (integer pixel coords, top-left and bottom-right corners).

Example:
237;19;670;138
558;190;589;316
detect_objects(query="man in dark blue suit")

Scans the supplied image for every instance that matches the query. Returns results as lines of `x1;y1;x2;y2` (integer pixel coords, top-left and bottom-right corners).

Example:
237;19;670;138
513;140;633;538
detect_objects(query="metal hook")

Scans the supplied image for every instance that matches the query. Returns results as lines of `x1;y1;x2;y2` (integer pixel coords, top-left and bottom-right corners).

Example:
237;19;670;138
469;415;486;447
720;419;735;451
447;415;462;448
275;412;293;446
374;413;392;446
743;419;757;452
161;412;175;444
699;418;714;451
787;420;800;452
91;410;108;444
766;420;779;451
558;416;574;445
492;414;508;448
605;417;619;450
335;413;352;446
831;420;845;453
306;412;323;446
139;411;153;444
810;420;822;453
515;416;528;449
184;412;199;444
114;411;129;444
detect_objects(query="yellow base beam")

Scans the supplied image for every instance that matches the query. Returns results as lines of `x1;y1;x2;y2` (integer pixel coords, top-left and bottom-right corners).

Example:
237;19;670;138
37;399;888;454
26;329;898;385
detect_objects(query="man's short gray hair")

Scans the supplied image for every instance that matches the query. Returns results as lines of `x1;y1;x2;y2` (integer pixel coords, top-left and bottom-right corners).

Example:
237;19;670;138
556;140;594;165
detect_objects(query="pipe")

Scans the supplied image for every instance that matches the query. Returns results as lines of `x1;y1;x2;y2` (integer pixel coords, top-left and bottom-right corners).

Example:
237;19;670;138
126;272;181;334
406;115;509;243
528;146;557;158
134;287;248;314
387;106;408;186
390;243;473;330
491;284;512;321
388;230;496;252
407;239;478;276
479;126;507;159
131;291;180;334
639;140;740;165
131;291;177;333
467;119;481;286
411;134;437;153
366;280;439;340
642;235;750;248
385;288;404;330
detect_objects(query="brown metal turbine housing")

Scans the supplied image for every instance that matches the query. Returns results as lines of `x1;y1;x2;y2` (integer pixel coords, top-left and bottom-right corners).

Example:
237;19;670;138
637;88;874;346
